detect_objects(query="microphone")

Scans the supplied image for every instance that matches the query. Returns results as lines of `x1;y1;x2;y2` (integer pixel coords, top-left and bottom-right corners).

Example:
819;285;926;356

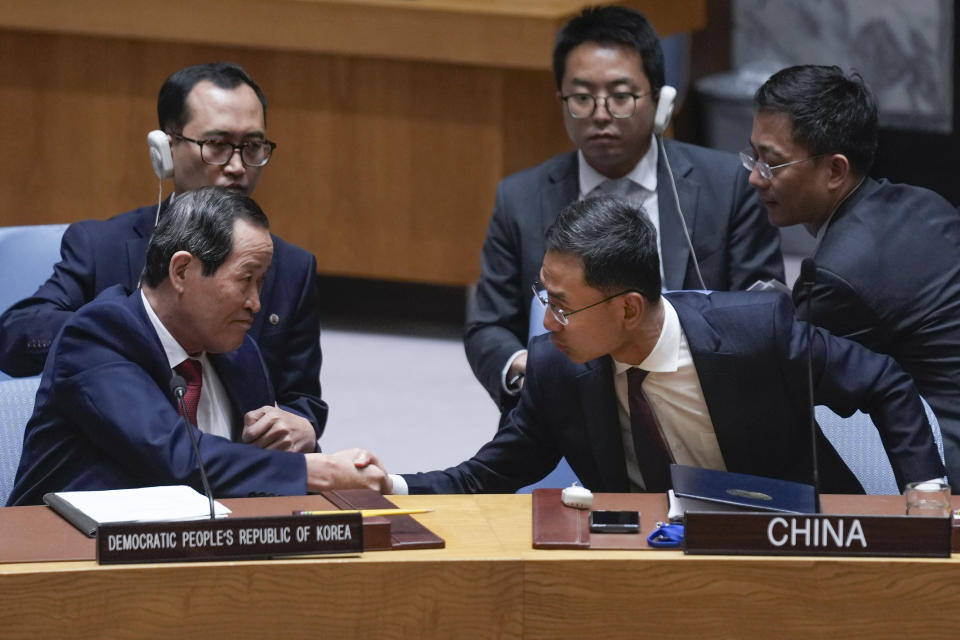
799;258;821;513
169;375;216;520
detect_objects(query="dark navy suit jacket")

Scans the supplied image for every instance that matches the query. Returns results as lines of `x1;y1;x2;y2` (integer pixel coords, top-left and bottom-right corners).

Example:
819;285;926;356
0;202;327;437
464;142;785;408
795;178;960;490
407;291;944;494
8;287;307;505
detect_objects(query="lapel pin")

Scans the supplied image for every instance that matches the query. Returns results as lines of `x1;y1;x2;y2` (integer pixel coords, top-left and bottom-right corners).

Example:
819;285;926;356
269;313;280;326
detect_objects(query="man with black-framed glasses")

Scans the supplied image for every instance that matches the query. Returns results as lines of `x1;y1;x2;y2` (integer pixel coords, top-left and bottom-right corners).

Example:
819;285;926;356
0;62;328;453
391;196;944;496
464;5;785;417
748;64;960;490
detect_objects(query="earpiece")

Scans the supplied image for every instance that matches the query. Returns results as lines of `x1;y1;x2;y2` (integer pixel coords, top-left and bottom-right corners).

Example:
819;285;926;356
653;85;677;136
147;130;174;180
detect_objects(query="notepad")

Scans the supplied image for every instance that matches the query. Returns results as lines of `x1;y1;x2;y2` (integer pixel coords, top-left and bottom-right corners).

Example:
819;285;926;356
44;485;231;537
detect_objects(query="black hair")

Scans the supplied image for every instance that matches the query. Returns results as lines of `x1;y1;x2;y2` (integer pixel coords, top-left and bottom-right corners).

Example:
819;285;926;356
754;65;878;176
545;196;661;302
141;186;269;287
552;5;665;96
157;62;268;133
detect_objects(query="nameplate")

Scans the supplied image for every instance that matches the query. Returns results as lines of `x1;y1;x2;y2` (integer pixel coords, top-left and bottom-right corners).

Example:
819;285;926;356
97;513;363;564
684;512;952;557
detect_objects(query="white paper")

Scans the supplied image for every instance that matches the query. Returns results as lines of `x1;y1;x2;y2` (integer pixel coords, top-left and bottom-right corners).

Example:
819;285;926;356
53;485;231;524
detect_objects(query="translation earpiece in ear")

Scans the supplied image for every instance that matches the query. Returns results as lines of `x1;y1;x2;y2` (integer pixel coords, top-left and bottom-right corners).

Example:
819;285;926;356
147;130;174;180
653;85;677;136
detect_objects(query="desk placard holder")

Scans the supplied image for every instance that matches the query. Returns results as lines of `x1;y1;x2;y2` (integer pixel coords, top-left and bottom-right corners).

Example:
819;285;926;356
324;489;445;550
97;513;363;564
531;489;662;550
684;511;952;558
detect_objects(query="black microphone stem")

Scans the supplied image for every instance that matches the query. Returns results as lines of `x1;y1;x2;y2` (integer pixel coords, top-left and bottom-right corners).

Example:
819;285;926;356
801;259;821;513
172;382;216;520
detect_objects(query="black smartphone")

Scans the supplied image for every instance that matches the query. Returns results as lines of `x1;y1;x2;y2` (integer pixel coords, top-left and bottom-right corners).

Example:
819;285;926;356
589;510;640;534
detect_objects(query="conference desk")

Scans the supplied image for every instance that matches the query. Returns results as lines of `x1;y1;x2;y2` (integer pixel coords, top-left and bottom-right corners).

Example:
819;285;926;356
1;493;957;639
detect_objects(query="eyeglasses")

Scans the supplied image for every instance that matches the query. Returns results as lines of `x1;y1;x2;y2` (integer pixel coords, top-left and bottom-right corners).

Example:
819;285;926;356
171;133;277;167
560;92;649;119
739;150;827;180
532;282;638;326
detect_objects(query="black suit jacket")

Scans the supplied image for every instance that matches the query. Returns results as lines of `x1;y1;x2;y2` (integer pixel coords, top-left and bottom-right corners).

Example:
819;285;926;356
0;202;328;438
406;292;944;494
8;287;307;506
794;178;960;490
464;142;785;408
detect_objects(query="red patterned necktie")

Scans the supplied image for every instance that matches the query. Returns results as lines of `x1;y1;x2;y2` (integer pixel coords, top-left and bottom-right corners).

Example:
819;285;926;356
627;368;672;492
175;358;203;427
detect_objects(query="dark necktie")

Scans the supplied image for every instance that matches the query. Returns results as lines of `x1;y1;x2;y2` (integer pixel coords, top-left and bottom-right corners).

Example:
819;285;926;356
627;368;672;492
175;358;203;427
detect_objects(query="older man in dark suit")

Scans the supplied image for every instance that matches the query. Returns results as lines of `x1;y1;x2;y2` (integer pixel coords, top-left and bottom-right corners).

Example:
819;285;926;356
8;188;387;506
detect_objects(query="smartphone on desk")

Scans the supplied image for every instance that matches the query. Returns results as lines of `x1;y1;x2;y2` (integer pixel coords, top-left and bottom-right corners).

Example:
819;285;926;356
589;510;640;534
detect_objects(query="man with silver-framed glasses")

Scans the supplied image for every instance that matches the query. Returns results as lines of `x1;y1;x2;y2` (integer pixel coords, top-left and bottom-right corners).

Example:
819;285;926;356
392;196;944;496
0;62;327;452
745;64;960;489
464;5;785;417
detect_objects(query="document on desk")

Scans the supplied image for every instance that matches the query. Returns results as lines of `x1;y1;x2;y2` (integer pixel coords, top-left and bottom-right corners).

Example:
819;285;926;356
668;464;816;522
44;485;231;537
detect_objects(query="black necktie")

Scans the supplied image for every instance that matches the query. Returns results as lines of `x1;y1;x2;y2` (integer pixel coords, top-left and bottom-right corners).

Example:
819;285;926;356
627;368;672;492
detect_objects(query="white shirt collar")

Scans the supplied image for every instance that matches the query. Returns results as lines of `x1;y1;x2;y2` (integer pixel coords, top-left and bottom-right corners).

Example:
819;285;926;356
613;297;680;375
578;135;658;197
140;288;198;370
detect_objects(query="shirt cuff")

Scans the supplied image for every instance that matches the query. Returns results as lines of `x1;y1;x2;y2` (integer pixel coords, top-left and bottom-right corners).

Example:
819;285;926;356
389;474;409;495
500;349;528;396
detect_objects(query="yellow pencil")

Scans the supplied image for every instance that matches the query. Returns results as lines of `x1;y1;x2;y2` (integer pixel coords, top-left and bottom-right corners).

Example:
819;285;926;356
293;508;433;518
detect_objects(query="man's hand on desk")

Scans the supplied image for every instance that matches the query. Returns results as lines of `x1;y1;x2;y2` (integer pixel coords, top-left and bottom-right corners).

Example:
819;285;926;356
306;448;392;494
242;405;316;453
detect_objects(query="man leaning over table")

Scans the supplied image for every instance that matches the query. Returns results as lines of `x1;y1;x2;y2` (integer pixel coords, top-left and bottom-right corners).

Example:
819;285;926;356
388;197;944;495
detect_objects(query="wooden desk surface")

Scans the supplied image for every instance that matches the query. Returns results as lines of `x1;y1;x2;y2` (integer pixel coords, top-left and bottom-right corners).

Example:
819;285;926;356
1;494;959;638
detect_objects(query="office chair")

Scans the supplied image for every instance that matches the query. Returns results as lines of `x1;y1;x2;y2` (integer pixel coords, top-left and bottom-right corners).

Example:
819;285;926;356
0;223;68;381
816;399;945;495
0;376;40;505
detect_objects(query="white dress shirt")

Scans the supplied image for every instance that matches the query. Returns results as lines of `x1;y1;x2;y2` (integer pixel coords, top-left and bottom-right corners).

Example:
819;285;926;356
141;290;234;440
613;297;725;490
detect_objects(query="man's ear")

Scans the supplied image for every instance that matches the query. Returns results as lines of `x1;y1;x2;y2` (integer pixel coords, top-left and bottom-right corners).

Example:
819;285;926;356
621;292;646;329
168;251;193;294
825;153;851;190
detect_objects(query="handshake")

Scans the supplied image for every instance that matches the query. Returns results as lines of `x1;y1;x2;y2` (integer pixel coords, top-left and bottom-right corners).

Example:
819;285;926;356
305;449;393;494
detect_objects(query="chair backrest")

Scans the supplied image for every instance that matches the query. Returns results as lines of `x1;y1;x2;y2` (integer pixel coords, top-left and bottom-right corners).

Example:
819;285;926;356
517;456;581;494
0;376;41;505
815;398;945;495
529;291;548;342
0;224;68;316
0;224;68;381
